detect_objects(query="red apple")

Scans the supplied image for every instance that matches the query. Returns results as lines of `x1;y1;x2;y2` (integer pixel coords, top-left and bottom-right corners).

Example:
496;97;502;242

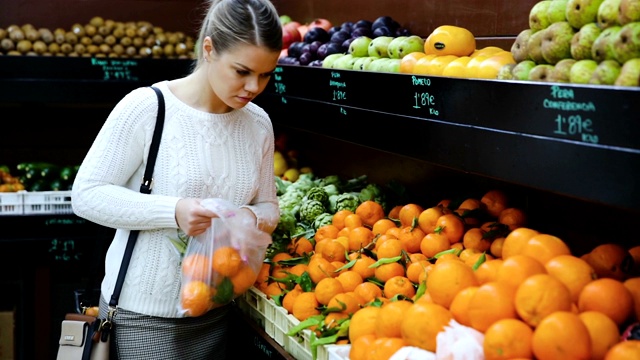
282;22;301;49
307;18;333;32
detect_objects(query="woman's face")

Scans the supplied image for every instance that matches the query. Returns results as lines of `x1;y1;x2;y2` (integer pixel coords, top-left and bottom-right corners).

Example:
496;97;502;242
206;40;280;112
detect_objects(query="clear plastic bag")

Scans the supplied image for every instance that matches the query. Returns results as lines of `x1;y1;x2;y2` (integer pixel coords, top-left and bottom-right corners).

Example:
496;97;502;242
178;198;272;317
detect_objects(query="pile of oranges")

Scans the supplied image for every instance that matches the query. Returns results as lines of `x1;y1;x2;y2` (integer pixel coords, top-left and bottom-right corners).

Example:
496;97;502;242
252;189;640;360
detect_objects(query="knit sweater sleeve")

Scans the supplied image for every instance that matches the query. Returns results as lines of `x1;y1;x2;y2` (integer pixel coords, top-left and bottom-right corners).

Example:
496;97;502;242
71;86;180;230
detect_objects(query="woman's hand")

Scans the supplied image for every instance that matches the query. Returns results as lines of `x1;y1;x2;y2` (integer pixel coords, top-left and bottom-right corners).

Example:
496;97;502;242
175;198;217;236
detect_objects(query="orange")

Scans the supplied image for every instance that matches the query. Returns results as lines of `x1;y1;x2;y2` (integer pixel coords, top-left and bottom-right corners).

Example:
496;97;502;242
350;253;377;280
514;273;573;328
449;285;479;327
354;281;383;303
441;56;473;78
307;256;337;284
481;189;509;218
349;333;377;360
272;251;293;264
321;239;347;262
369;337;407;360
337;270;364;292
476;51;516;79
289;236;314;256
324;312;349;330
520;233;571;265
458;197;483;211
463;227;491;253
397;225;426;254
501;227;540;259
292;291;321;321
384;275;416;299
282;287;302;314
349;305;382;343
180;280;212;317
489;236;505;258
372;218;397;236
579;310;621;360
623;277;640;321
212;246;243;277
545;254;597;303
496;254;547;291
408;252;428;263
348;226;375;251
420;232;451;258
426;259;478;309
483;318;534;360
434;213;465;244
532;311;591;360
344;213;364;229
406;259;431;284
498;207;527;231
418;206;446;234
327;292;360;315
254;262;271;291
467;281;517;332
399;51;427;73
604;340;640;360
578;277;634;326
398;203;424;228
401;302;453;352
182;253;210;282
314;277;344;305
355;200;385;227
332;209;354;230
424;25;476;57
587;243;634;281
475;258;504;284
230;264;256;295
374;261;406;283
375;299;413;338
315;224;340;242
263;281;285;298
375;237;405;259
387;205;403;219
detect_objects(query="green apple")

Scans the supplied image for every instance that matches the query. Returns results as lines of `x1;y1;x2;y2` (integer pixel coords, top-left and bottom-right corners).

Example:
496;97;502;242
614;58;640;85
589;59;622;84
368;36;394;58
548;58;577;82
322;53;345;68
528;64;556;81
597;0;622;28
591;25;622;62
512;60;537;80
348;36;372;57
548;0;570;23
527;29;548;64
541;21;576;64
398;35;426;58
497;63;516;80
530;0;553;31
566;0;606;29
618;0;640;25
279;15;292;25
511;29;533;62
612;21;640;63
571;22;602;59
386;36;407;59
569;59;599;83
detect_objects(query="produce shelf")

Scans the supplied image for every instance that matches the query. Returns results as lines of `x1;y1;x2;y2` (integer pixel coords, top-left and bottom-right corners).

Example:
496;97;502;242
253;65;640;213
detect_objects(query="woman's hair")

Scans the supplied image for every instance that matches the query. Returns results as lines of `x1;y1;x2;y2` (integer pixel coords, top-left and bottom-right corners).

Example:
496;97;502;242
194;0;282;68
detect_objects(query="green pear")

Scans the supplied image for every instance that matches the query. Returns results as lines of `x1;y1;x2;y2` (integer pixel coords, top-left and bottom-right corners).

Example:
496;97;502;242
547;0;570;23
569;59;599;83
332;54;357;70
612;21;640;63
386;36;407;59
571;22;602;59
354;56;378;71
497;63;516;80
527;29;548;64
591;25;622;62
618;0;640;25
322;53;345;68
548;58;577;82
597;0;622;29
368;36;394;58
398;35;426;58
528;64;556;81
512;60;537;80
614;58;640;85
381;58;402;72
348;36;372;57
541;21;576;64
530;0;553;31
589;59;622;84
511;29;533;62
566;0;606;29
367;58;391;72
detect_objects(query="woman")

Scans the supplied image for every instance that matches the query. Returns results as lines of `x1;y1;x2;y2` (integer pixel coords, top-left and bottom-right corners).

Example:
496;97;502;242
71;0;282;358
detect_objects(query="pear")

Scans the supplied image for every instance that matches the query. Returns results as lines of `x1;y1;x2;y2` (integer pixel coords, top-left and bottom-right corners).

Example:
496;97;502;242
591;25;622;62
547;0;570;23
618;0;640;25
528;64;556;81
354;56;379;71
367;58;392;72
511;29;533;62
367;36;394;58
548;58;577;82
530;0;553;31
541;21;576;64
566;0;607;29
348;36;372;57
397;35;425;58
386;36;407;59
497;63;516;79
589;59;622;84
571;22;602;59
512;60;537;80
332;54;357;70
527;29;548;64
611;21;640;63
321;53;344;68
614;58;640;85
569;59;599;83
597;0;623;28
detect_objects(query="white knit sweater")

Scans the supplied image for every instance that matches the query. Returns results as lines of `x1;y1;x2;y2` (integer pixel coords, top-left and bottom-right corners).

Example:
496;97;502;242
71;81;280;317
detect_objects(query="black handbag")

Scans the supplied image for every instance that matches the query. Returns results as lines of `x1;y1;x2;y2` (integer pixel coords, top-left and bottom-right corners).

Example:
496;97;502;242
56;86;165;360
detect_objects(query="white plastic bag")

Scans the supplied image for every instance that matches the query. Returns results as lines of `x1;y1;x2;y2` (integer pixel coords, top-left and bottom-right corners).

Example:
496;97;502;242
178;198;272;317
436;319;485;360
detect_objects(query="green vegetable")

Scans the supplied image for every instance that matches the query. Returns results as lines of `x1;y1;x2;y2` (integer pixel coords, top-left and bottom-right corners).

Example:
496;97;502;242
305;186;329;207
312;212;333;230
334;192;361;213
298;199;326;224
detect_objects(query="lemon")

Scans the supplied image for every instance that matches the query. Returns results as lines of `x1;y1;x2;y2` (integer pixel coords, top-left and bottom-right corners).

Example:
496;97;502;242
274;157;287;176
283;168;300;182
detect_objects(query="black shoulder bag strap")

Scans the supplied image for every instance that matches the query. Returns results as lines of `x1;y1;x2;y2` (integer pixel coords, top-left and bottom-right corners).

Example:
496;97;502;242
109;85;165;308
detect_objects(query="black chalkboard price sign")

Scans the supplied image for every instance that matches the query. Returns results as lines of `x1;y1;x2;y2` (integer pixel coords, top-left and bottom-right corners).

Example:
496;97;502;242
272;66;287;104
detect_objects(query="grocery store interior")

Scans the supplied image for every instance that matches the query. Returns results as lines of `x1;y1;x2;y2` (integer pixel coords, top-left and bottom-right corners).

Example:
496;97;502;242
1;0;640;359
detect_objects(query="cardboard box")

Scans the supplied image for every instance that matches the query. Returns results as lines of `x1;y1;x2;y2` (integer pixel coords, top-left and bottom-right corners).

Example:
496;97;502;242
0;311;14;360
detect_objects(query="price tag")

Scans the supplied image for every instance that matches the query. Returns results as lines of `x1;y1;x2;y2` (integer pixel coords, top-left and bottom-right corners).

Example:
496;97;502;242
410;76;440;116
330;71;348;116
545;85;599;144
272;66;287;104
90;58;139;81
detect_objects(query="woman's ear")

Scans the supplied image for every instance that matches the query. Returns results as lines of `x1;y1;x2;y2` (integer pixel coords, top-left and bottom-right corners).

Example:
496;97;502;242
202;36;213;62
